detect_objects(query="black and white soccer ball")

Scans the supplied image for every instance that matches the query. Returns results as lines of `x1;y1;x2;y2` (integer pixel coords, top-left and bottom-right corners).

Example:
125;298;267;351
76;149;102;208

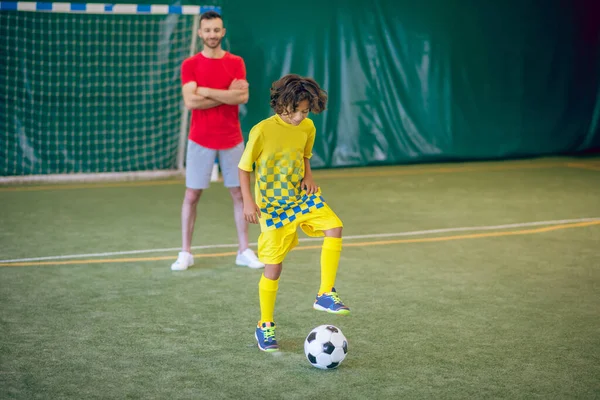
304;325;348;369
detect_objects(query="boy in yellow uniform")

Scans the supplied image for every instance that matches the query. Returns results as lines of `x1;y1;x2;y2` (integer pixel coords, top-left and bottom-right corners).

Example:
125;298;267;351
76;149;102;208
238;74;350;352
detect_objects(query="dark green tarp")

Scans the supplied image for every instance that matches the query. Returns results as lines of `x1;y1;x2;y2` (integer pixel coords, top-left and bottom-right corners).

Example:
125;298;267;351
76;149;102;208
226;0;600;167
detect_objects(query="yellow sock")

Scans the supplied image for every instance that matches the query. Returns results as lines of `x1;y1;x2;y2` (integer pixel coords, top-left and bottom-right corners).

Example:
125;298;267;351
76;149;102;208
318;237;342;295
258;274;279;325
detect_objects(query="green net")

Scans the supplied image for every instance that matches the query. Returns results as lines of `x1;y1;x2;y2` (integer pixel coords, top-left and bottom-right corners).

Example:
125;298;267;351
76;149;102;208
1;11;195;176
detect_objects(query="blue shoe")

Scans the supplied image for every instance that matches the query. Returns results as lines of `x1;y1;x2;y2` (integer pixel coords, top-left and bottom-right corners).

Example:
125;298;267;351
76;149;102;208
255;322;279;352
313;288;350;315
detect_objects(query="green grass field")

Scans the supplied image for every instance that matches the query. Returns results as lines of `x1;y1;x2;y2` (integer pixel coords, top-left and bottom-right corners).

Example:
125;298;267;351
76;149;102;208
1;157;599;399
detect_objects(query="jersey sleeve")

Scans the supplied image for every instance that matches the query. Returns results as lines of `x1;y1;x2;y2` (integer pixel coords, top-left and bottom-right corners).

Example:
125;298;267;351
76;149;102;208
304;124;316;159
180;58;196;85
238;125;263;171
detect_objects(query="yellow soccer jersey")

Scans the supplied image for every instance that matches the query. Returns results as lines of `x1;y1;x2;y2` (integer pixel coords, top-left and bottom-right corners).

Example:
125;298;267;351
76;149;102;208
239;114;326;231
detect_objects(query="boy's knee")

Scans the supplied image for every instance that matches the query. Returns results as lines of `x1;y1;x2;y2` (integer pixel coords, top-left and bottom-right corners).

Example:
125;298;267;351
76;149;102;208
324;226;343;238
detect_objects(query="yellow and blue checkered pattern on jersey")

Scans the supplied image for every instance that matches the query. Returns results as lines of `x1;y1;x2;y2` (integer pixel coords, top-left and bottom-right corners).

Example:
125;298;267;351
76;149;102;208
256;150;327;229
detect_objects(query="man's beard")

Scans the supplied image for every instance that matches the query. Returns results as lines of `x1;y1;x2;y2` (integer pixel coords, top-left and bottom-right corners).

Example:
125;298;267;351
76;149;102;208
203;38;222;49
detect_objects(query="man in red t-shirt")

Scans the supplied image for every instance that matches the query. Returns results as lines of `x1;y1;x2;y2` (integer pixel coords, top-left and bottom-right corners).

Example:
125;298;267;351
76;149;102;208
171;10;264;271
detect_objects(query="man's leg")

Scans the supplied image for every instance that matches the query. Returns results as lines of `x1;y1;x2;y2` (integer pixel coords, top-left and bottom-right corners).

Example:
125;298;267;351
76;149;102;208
228;186;249;252
219;143;264;269
182;188;202;253
171;188;202;271
229;186;263;268
171;140;215;271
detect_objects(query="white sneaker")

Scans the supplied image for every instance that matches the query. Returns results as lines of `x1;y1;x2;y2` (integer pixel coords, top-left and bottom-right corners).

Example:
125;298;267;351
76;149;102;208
171;251;194;271
236;249;264;269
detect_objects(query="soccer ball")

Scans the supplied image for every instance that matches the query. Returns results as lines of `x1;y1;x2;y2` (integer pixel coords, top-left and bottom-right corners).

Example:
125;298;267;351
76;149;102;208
304;325;348;369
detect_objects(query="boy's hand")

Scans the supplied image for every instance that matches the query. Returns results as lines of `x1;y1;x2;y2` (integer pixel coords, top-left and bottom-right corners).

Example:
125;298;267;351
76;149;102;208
243;201;261;224
301;177;318;195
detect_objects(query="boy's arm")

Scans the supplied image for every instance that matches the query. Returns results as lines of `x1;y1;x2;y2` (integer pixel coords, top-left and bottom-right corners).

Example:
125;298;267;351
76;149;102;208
197;79;249;105
303;157;313;180
182;82;222;110
239;168;261;224
239;168;253;204
301;157;319;195
239;124;262;224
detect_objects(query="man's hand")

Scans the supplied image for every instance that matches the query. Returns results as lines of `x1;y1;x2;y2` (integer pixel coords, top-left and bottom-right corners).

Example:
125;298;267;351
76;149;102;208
243;201;261;224
196;86;210;97
195;80;248;103
229;79;249;90
183;82;221;110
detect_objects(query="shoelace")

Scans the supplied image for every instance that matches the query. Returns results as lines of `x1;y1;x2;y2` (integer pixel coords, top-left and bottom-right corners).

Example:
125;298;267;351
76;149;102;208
262;326;276;341
327;292;343;304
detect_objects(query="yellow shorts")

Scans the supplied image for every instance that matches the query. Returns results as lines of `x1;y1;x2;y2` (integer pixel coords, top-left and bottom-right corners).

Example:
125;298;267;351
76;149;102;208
258;204;343;265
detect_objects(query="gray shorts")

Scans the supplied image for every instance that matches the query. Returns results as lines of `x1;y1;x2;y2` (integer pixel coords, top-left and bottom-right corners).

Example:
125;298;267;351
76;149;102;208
185;140;244;189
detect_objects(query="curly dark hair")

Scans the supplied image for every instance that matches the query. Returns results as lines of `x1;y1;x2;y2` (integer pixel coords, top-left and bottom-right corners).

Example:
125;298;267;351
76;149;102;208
270;74;327;115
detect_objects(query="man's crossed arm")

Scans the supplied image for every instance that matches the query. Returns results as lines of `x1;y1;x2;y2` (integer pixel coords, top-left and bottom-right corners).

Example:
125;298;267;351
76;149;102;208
182;79;249;110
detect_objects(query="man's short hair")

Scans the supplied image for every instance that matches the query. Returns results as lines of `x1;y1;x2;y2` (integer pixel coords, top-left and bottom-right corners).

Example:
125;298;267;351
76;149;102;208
200;10;222;22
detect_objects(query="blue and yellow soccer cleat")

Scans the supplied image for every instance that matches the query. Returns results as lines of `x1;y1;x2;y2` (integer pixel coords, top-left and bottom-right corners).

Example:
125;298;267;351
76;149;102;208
255;322;279;352
313;288;350;315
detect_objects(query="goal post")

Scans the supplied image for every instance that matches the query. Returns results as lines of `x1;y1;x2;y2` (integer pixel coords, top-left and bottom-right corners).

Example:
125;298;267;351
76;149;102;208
0;1;220;184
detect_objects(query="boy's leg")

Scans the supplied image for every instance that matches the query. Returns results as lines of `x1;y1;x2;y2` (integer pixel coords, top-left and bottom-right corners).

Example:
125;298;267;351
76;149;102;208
254;227;297;352
313;227;349;315
259;264;282;323
298;205;350;315
255;264;281;352
319;230;343;295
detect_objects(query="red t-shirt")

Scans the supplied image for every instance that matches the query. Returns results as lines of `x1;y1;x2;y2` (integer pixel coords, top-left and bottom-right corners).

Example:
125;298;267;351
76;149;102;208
180;52;246;150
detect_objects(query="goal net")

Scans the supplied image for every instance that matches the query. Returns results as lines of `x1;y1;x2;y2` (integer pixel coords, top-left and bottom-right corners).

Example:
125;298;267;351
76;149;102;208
0;2;220;183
